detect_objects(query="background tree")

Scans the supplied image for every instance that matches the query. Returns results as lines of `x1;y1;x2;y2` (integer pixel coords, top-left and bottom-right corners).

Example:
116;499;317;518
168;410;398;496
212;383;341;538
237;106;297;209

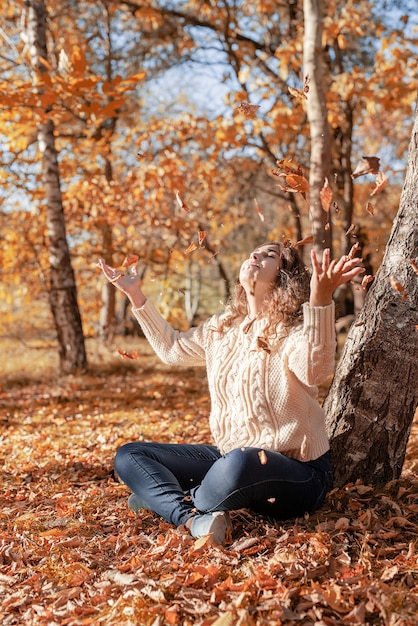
324;101;418;487
23;0;87;373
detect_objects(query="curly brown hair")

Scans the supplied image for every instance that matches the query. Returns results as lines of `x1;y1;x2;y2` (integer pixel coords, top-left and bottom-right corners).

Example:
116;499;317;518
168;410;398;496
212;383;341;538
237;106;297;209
219;242;311;337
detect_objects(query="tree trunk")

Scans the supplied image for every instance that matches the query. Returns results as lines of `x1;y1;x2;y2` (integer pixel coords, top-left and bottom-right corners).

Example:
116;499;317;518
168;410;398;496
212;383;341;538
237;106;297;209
324;104;418;487
24;0;87;374
303;0;332;252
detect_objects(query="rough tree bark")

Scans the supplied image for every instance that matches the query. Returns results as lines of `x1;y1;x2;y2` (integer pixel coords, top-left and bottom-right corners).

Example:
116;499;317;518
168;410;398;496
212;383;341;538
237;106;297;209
324;103;418;487
24;0;87;373
303;0;332;252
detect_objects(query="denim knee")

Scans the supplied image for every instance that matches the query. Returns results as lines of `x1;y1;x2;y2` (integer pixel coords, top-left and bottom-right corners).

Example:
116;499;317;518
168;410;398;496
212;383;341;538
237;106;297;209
114;442;135;482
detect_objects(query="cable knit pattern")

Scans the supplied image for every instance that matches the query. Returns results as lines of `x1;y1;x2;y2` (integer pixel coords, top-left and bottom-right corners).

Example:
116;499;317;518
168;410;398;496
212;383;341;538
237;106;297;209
132;300;336;462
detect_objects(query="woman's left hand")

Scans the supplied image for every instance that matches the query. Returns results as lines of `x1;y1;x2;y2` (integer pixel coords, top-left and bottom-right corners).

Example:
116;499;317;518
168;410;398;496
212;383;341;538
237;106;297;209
309;246;365;307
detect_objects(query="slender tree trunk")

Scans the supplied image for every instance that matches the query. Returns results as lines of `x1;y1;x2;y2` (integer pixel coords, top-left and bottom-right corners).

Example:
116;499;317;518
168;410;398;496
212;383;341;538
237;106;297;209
324;104;418;487
303;0;332;252
24;0;87;373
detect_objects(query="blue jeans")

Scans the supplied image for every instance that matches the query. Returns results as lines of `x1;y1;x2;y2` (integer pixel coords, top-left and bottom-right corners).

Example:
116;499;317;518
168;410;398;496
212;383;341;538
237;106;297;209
114;442;332;528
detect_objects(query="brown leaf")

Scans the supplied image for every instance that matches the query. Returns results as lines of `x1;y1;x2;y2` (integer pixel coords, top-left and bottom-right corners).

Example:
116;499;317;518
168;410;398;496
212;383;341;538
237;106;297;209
258;450;268;465
410;259;418;275
198;230;206;246
351;156;380;179
361;275;374;290
254;197;265;222
121;254;139;268
175;190;190;212
294;235;314;247
288;86;308;100
285;173;310;193
237;101;260;118
370;171;388;196
185;241;198;255
117;349;139;360
320;177;333;212
365;202;375;215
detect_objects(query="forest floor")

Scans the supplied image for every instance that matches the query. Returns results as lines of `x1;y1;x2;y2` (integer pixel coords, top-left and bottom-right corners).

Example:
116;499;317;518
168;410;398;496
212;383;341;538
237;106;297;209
1;335;418;626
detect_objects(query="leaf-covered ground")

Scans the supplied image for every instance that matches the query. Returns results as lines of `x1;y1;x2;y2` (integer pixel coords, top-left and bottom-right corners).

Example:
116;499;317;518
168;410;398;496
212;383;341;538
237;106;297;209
1;338;418;625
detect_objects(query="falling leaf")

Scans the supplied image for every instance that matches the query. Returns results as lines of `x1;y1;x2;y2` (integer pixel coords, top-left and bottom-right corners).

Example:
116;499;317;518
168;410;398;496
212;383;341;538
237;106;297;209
121;254;139;268
366;202;375;215
254;197;265;222
117;349;139;360
320;177;333;213
198;230;206;246
345;224;356;237
175;190;190;212
351;156;381;179
361;275;374;290
370;171;388;196
410;259;418;275
185;241;198;255
294;235;314;247
237;101;260;118
284;173;310;193
332;201;341;214
347;242;361;259
389;276;408;300
258;450;268;465
288;86;308;100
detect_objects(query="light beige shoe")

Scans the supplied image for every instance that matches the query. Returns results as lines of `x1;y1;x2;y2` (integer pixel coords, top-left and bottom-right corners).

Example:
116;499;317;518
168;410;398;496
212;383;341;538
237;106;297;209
190;511;231;544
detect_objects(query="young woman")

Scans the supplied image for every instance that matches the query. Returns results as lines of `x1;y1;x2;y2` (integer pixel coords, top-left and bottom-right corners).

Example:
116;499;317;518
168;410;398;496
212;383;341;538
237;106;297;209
97;242;363;543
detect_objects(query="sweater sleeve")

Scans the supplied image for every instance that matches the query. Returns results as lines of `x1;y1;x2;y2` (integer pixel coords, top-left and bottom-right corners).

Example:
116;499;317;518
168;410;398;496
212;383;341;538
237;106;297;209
286;301;337;386
131;300;208;366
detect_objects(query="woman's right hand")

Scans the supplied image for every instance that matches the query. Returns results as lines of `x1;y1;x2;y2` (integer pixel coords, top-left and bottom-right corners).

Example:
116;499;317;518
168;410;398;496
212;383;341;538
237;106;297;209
97;258;147;308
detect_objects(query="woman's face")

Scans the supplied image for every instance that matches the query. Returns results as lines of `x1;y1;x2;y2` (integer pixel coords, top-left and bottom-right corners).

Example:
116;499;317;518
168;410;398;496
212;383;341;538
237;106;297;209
239;243;282;292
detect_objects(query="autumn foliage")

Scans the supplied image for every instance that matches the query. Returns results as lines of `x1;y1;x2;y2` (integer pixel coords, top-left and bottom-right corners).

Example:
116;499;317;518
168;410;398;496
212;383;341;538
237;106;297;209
1;340;418;625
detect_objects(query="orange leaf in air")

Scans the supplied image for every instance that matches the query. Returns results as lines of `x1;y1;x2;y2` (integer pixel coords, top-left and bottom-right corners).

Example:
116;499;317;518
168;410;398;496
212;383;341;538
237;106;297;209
345;224;357;237
288;86;308;100
185;241;198;255
389;277;408;301
117;349;139;360
320;177;333;212
351;156;381;179
258;450;268;465
366;202;375;215
254;198;264;222
121;254;139;268
175;190;190;212
361;275;374;290
294;235;314;247
410;259;418;275
370;171;388;197
237;101;260;118
198;230;206;246
285;173;310;193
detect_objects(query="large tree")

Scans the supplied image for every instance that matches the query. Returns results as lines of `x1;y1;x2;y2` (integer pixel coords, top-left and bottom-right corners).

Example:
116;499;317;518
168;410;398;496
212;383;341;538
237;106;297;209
324;101;418;487
23;0;87;373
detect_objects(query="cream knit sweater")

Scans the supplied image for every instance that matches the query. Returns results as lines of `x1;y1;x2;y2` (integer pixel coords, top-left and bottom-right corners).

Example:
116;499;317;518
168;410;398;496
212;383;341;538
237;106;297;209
132;300;336;462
